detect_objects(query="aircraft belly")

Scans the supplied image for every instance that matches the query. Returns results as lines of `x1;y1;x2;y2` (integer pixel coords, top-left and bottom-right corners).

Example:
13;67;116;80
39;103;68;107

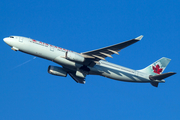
53;56;82;69
96;64;150;82
101;71;149;82
89;65;104;75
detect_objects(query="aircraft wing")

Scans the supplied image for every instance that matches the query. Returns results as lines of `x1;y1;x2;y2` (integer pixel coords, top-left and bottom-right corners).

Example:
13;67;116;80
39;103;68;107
68;72;86;84
81;35;143;61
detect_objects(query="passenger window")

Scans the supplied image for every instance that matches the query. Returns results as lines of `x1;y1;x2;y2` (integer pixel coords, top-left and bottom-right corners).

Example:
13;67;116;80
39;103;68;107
10;36;14;38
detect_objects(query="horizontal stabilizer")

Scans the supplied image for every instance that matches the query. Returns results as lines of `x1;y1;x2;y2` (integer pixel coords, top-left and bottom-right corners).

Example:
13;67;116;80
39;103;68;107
149;72;176;80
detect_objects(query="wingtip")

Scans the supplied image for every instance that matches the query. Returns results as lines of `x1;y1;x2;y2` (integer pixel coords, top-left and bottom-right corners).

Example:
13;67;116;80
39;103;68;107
169;72;177;75
135;35;143;40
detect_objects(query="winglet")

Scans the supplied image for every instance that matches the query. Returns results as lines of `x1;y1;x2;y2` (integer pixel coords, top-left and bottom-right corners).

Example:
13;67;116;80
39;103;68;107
135;35;143;40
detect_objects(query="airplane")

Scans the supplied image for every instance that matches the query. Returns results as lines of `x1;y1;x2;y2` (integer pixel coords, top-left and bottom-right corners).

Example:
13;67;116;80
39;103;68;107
3;35;176;87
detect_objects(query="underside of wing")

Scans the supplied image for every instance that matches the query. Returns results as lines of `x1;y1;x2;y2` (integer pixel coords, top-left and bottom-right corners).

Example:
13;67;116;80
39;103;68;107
68;72;86;84
81;35;143;61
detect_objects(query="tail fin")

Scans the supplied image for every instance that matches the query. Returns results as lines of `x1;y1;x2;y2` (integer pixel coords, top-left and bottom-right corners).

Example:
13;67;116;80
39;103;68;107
138;57;171;75
138;57;176;87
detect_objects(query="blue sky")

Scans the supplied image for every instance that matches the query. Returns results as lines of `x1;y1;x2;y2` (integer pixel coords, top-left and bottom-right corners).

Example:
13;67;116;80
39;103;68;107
0;0;180;119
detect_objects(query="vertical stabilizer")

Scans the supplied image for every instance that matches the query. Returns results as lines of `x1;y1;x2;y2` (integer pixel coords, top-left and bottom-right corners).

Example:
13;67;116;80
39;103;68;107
138;57;171;75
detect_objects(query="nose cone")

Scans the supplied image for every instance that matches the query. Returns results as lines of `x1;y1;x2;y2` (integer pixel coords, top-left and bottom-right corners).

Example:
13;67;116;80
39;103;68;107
3;37;12;46
3;38;8;43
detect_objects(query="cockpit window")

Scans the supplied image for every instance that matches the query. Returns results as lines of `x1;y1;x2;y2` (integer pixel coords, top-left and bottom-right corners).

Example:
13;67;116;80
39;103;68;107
9;36;14;38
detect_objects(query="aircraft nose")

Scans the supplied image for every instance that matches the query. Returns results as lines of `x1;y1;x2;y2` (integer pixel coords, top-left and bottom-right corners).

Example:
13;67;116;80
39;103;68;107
3;38;8;43
3;37;12;46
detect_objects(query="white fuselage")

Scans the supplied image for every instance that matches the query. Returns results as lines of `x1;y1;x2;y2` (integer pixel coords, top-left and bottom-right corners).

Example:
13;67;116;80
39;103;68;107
3;36;152;83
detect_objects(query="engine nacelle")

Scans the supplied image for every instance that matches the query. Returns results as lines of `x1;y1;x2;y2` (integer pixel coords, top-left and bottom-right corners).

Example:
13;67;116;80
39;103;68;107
48;65;67;77
66;52;85;63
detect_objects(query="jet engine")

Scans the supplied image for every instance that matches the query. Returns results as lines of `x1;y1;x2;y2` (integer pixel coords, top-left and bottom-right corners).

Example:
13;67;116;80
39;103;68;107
66;51;85;63
48;65;67;77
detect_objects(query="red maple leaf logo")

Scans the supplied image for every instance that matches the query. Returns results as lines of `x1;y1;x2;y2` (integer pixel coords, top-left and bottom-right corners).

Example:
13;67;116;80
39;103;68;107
152;64;163;74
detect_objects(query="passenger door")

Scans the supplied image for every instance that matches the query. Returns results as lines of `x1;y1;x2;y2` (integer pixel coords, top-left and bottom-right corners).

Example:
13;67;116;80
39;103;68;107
19;37;23;42
50;45;54;51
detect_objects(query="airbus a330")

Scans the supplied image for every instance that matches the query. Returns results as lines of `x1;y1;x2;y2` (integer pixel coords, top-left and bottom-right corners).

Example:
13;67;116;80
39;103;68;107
3;35;176;87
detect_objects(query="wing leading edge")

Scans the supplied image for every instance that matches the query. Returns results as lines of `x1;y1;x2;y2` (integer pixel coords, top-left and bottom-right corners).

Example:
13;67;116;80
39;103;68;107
81;35;143;61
